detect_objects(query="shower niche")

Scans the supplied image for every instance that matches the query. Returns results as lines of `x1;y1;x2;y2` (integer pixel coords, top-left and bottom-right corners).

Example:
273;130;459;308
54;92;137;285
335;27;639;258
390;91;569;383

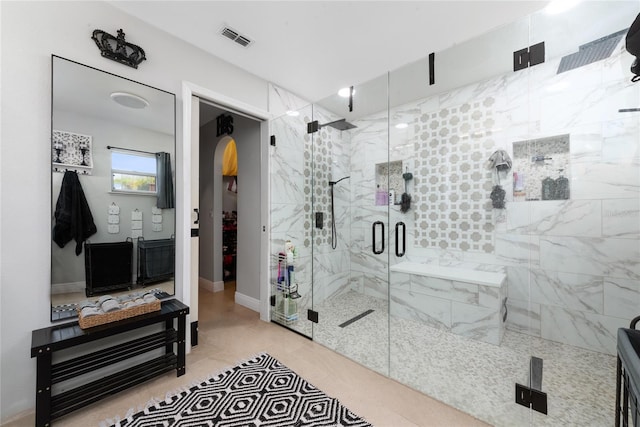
512;134;570;201
375;160;405;205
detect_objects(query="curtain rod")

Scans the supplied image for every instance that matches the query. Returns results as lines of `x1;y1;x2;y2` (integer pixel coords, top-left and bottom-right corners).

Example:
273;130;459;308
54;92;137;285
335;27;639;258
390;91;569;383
107;145;157;156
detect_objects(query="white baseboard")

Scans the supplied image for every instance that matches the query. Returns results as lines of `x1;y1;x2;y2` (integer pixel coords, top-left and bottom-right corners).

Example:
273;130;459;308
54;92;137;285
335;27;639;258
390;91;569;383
199;277;215;293
199;278;225;293
214;281;224;292
51;281;84;295
235;291;260;312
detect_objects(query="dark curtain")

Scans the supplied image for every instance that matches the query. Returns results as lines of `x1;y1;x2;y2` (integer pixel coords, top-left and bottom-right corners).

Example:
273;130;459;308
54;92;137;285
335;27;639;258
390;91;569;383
156;152;175;209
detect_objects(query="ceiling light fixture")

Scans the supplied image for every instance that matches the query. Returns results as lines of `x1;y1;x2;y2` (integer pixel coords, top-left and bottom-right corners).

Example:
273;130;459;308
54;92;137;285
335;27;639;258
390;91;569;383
286;110;300;117
395;123;408;129
110;92;149;109
338;87;355;98
545;0;581;15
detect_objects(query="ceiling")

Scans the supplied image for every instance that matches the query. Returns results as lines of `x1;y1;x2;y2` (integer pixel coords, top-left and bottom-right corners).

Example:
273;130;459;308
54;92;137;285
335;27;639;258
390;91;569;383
109;1;550;103
53;57;175;135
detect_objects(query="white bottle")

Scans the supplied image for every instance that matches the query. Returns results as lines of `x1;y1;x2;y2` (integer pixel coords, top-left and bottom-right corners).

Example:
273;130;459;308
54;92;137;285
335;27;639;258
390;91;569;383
389;190;395;205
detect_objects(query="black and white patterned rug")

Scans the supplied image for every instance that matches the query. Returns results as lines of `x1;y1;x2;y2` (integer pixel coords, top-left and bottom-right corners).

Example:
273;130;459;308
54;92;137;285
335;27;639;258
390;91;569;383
110;353;371;426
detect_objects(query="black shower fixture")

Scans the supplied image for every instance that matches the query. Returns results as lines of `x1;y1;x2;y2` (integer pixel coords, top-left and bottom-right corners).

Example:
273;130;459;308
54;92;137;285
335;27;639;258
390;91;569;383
321;119;357;131
627;13;640;82
307;119;357;133
348;85;354;112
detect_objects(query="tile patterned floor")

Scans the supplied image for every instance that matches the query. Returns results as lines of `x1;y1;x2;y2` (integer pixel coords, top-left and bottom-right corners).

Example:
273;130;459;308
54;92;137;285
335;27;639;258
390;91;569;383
311;291;617;427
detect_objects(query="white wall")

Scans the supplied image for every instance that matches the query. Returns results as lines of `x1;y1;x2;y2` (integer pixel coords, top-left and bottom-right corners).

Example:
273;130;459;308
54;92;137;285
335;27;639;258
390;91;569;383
198;120;218;283
0;1;270;421
234;115;262;301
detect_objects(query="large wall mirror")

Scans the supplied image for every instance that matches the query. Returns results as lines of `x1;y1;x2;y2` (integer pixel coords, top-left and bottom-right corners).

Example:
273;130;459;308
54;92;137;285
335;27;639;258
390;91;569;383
51;55;176;321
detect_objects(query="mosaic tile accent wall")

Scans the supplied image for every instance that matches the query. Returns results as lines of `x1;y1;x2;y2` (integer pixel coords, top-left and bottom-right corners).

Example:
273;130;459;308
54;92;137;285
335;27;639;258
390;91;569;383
413;98;496;253
302;125;339;248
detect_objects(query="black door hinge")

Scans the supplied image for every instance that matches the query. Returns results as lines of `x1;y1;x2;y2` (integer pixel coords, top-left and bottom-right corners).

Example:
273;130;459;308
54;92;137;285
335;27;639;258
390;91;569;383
515;356;548;415
307;309;318;323
307;121;319;134
270;295;276;307
514;42;545;71
428;52;435;85
270;135;276;146
515;383;548;414
191;321;198;347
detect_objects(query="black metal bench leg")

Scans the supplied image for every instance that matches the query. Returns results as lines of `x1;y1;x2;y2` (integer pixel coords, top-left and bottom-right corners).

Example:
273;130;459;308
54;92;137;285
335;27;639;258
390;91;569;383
35;352;52;427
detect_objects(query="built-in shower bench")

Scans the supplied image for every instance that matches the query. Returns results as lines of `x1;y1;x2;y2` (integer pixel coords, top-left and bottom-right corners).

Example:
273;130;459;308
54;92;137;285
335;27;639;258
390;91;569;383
390;261;507;345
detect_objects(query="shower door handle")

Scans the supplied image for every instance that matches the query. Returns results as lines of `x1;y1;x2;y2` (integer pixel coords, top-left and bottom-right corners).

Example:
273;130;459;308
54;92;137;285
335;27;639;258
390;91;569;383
372;221;385;255
395;222;406;257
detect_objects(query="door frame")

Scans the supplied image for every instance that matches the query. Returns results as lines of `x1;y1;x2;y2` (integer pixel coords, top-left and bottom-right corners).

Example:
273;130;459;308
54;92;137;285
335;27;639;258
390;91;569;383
181;81;272;350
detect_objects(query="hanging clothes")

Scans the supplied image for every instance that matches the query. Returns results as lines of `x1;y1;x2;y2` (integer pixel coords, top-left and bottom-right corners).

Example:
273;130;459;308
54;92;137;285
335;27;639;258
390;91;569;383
52;171;97;255
485;150;512;209
222;139;238;176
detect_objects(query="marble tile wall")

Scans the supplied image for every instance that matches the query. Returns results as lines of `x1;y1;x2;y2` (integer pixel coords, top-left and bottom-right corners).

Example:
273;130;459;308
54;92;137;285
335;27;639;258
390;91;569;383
269;39;640;356
387;45;639;355
269;85;354;333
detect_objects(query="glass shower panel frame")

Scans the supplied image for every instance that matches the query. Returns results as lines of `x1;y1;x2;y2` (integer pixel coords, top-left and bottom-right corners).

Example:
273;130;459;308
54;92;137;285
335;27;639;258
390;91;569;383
310;75;391;377
387;14;534;427
269;104;314;338
524;3;640;426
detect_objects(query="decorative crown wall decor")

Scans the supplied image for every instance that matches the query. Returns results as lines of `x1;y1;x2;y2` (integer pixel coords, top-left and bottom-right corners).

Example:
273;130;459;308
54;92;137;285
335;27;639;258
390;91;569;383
91;29;146;69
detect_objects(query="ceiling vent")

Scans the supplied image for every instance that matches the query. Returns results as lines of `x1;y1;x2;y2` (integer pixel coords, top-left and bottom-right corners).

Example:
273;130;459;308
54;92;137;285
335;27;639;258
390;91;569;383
220;26;253;48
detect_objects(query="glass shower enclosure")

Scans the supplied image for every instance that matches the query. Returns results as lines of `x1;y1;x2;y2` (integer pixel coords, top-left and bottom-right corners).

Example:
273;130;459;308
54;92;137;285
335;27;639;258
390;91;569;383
270;2;640;425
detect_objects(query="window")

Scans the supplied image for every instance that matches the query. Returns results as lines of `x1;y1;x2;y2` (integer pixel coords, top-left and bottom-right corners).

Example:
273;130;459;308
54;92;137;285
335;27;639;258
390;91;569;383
111;151;157;194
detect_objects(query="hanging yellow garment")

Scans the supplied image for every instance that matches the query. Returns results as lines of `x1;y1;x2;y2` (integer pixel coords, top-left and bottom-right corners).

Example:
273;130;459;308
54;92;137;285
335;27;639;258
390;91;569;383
222;139;237;176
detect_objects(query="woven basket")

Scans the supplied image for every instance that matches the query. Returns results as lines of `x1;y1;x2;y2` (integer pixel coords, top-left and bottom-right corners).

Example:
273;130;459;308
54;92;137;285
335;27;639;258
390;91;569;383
78;299;161;329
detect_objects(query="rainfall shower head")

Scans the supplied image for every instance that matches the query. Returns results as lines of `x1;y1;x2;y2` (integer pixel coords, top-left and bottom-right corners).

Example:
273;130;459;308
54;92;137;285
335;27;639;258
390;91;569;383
319;119;357;131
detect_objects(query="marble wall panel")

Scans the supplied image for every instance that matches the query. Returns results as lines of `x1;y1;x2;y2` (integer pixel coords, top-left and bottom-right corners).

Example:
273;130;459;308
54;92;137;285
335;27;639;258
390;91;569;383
506;200;601;237
494;234;540;266
603;277;640;320
478;283;503;309
540;305;623;355
505;297;541;337
603;198;640;239
539;236;640;280
390;289;451;330
410;275;478;305
268;84;310;118
451;301;503;345
506;266;603;314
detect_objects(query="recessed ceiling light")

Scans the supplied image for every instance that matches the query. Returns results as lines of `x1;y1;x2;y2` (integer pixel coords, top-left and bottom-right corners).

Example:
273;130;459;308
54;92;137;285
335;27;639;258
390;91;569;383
286;110;300;117
395;123;408;129
338;87;355;98
545;0;580;15
110;92;149;109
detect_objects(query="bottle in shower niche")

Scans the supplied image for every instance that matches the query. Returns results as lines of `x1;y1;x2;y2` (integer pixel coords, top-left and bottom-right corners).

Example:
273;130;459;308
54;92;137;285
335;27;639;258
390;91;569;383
555;172;569;200
375;185;387;206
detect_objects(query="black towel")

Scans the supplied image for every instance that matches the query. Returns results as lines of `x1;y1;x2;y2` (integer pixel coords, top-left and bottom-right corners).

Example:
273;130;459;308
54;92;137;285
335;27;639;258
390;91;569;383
52;171;97;255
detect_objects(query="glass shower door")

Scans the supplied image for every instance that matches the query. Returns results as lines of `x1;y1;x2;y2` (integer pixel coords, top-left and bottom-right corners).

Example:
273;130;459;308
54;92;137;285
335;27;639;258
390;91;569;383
387;14;534;426
310;75;390;376
269;104;314;338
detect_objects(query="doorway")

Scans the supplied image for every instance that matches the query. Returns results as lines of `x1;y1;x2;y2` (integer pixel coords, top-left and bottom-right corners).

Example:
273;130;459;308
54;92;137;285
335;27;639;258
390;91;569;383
197;100;262;308
182;82;271;352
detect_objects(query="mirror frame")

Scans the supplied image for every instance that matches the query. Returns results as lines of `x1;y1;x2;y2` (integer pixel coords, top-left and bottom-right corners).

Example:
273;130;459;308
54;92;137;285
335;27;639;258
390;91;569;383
50;55;177;321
